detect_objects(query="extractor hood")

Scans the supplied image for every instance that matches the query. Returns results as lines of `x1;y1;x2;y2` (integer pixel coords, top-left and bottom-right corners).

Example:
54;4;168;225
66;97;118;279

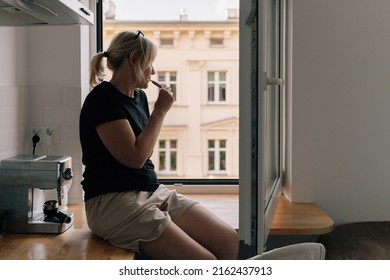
0;0;94;26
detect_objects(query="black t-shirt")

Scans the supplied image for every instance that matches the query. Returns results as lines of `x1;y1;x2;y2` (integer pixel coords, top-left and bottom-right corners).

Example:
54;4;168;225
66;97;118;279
79;81;159;201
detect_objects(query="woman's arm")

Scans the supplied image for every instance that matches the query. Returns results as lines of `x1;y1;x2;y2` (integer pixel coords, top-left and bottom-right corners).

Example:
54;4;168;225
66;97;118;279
96;88;174;169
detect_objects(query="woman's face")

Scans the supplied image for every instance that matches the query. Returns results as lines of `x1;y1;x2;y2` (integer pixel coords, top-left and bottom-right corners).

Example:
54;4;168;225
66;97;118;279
141;64;155;88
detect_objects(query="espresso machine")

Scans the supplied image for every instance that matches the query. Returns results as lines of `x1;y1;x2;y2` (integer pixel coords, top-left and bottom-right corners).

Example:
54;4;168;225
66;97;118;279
0;154;73;234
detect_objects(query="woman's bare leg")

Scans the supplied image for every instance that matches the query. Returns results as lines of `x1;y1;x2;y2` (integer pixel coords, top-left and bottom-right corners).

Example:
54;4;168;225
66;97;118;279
139;204;239;260
174;203;239;260
139;221;217;259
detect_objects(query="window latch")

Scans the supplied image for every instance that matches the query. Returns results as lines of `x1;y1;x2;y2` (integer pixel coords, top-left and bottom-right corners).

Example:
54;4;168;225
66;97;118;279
263;72;284;90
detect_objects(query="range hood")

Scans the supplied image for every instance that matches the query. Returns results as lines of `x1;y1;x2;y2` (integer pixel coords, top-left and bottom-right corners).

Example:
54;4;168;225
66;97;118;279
0;0;94;26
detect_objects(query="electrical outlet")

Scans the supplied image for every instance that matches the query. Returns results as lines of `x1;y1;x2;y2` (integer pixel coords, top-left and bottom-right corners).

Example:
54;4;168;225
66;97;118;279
32;127;41;136
46;127;55;136
45;126;60;144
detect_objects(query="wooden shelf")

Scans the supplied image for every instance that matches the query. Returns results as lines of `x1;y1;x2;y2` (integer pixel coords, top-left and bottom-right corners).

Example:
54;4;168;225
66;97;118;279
0;205;136;260
270;195;335;235
0;195;334;259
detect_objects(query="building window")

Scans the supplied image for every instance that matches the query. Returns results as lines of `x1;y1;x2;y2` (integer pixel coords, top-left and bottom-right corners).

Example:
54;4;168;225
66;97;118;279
159;139;177;173
160;38;174;47
157;71;177;99
207;71;226;102
210;37;224;47
208;139;227;172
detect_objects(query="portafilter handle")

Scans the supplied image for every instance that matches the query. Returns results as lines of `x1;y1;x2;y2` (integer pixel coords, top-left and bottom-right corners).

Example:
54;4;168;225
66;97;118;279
53;211;72;224
43;200;72;224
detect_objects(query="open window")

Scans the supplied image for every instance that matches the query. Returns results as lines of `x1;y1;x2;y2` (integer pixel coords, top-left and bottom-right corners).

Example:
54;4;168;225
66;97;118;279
239;0;287;255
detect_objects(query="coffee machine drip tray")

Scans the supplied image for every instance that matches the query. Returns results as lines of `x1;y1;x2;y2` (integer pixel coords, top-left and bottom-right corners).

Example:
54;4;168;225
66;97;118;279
28;212;74;234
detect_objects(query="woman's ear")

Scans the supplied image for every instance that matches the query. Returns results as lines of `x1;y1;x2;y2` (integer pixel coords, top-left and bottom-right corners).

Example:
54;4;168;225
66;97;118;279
128;51;137;65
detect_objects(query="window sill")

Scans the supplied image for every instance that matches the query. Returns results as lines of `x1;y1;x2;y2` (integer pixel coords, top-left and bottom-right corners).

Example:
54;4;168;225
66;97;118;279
270;195;335;235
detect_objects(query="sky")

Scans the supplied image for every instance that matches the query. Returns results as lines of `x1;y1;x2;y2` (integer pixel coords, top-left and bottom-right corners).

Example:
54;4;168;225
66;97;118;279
111;0;239;21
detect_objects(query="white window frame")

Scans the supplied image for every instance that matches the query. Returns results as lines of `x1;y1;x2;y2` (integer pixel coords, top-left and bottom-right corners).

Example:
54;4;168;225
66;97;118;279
207;139;227;174
157;70;178;100
207;71;227;103
158;139;178;175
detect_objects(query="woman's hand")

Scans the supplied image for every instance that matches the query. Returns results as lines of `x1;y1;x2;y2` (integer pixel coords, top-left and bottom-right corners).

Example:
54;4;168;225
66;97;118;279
153;85;175;116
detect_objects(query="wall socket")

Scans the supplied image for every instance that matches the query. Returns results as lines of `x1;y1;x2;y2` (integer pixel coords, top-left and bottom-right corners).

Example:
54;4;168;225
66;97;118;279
31;127;41;136
46;127;55;136
31;127;60;143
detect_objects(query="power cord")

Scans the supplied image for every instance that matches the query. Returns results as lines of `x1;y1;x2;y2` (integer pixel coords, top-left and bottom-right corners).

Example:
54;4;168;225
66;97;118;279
32;134;40;155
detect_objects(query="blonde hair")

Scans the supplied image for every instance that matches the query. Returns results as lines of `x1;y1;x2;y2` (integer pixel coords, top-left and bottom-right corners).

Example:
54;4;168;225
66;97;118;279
89;31;157;87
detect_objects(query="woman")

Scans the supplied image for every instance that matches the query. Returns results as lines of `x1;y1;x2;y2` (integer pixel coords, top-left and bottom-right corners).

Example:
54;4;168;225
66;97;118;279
79;30;239;259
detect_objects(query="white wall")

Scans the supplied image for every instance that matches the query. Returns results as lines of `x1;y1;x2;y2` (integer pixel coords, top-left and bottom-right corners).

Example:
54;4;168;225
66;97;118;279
288;0;390;224
0;2;92;205
0;27;28;159
25;25;90;204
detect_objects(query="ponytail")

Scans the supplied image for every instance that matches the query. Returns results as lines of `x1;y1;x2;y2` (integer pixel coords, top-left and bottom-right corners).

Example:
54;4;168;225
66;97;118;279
89;52;106;87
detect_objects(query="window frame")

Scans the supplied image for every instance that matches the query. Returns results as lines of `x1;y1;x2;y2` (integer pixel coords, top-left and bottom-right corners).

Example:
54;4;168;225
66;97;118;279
207;139;227;174
238;0;286;255
157;70;178;100
207;70;227;104
158;139;178;175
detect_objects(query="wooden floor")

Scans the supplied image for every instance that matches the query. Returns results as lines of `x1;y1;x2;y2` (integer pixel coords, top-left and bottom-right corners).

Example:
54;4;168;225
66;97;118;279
0;194;238;260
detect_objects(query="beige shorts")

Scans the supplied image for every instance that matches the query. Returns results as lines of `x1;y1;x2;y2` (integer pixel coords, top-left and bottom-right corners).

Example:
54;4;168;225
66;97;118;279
85;185;198;253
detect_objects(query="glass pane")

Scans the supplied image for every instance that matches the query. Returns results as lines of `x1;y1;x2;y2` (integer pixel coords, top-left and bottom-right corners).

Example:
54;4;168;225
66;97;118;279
171;84;177;98
208;72;215;81
158;73;165;82
208;140;214;148
171;151;177;170
170;140;177;148
219;71;226;81
159;140;165;148
220;151;226;170
159;152;166;171
219;84;226;101
208;85;215;101
220;140;226;148
170;72;177;81
265;0;280;202
208;151;215;170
